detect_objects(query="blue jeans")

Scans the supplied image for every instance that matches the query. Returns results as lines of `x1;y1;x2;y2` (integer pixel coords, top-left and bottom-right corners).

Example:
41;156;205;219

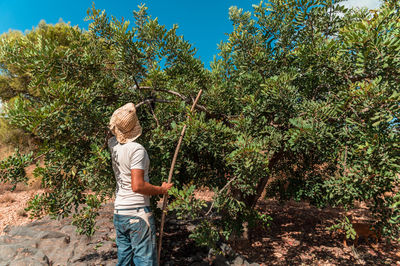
114;207;158;266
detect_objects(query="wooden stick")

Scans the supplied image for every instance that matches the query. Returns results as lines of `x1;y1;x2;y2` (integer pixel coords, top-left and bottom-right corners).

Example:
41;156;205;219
157;89;203;265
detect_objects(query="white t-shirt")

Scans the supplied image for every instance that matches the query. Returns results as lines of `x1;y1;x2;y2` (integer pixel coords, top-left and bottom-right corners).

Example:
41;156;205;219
108;137;150;209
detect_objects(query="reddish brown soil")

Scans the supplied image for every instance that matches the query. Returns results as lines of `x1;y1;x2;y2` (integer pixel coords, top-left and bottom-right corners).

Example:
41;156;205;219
230;199;400;265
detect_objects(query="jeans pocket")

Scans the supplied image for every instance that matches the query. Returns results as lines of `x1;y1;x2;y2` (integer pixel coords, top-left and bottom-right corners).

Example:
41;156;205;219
128;217;142;238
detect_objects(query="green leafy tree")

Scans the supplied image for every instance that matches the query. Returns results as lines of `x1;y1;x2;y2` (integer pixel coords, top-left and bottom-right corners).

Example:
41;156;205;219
0;4;211;233
0;0;399;249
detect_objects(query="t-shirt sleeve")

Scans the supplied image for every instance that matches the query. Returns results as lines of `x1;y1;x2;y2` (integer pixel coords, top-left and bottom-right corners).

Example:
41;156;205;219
130;147;146;170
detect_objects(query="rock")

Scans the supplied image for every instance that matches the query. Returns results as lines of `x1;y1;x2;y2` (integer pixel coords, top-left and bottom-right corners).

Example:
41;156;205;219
208;248;216;257
64;235;71;244
17;248;49;264
37;238;75;264
168;218;178;224
212;254;229;266
0;244;18;262
8;226;39;238
193;251;206;262
38;230;67;239
186;224;196;232
25;220;49;228
9;257;48;266
99;249;117;261
232;256;244;266
69;242;92;262
60;225;77;235
191;262;210;266
96;241;115;253
3;225;11;233
0;235;14;244
68;262;87;266
1;216;117;266
220;243;236;257
0;245;50;266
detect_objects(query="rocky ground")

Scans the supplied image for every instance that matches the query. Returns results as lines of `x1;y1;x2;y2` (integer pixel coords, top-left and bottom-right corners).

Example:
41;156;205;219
0;202;256;266
0;202;117;266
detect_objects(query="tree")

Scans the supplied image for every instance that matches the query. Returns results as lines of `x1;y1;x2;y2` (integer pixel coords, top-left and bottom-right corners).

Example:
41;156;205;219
0;0;399;246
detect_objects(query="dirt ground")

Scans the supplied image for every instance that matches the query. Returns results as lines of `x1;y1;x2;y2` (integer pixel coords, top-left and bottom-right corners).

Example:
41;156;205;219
0;161;43;236
231;199;400;265
0;183;43;236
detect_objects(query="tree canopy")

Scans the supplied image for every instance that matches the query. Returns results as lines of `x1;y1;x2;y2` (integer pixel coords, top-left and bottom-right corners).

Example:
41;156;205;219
0;0;399;244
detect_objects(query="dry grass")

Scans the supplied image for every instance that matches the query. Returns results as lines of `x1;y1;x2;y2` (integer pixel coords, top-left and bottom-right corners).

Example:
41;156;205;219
17;208;28;217
0;144;14;160
25;164;42;190
0;183;14;194
28;178;42;190
0;182;30;194
0;193;15;204
0;189;43;235
193;187;214;201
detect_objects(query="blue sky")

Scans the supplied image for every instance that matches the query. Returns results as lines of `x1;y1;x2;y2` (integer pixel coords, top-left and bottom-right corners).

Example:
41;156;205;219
0;0;381;68
0;0;256;67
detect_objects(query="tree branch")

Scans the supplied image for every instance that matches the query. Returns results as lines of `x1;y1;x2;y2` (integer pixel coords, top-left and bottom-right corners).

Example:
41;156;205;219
131;79;161;127
135;98;175;108
205;176;238;216
130;86;234;127
131;86;210;115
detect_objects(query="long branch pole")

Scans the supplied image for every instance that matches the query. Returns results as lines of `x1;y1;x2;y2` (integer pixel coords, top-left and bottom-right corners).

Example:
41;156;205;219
157;89;203;265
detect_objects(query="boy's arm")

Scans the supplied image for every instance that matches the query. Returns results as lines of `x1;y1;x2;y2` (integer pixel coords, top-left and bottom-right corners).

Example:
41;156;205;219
131;169;173;196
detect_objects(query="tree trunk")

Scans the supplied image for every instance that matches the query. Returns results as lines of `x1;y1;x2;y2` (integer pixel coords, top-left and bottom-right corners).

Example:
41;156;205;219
244;150;283;208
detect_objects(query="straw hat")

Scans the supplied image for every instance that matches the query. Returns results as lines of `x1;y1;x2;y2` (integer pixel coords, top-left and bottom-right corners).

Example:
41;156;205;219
109;103;142;144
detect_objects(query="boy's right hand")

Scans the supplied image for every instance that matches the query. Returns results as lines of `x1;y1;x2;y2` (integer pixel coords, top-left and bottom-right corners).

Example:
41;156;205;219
161;182;173;194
